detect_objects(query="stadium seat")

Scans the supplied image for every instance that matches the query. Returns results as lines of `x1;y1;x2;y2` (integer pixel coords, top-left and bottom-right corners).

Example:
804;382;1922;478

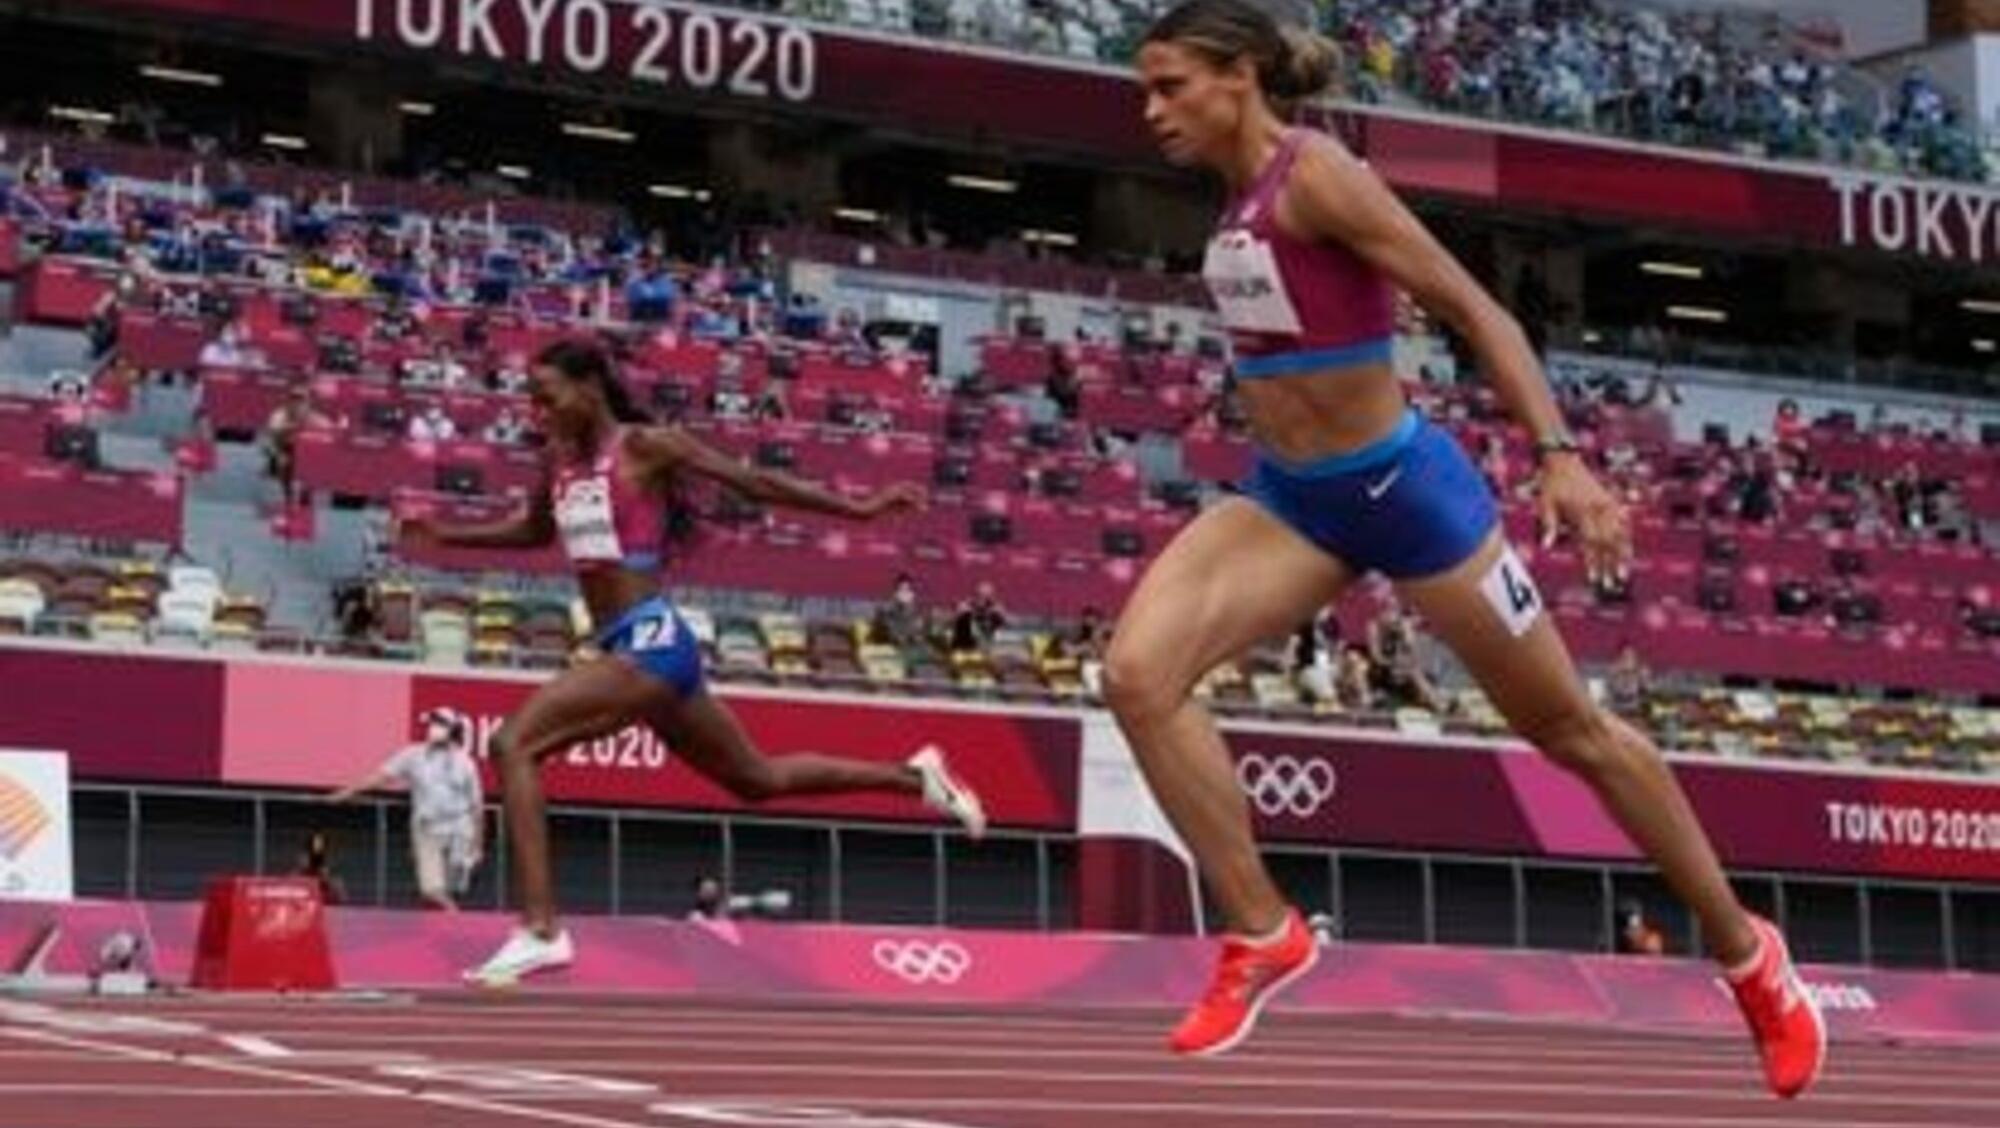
153;588;216;645
87;611;145;646
418;610;472;666
0;579;47;634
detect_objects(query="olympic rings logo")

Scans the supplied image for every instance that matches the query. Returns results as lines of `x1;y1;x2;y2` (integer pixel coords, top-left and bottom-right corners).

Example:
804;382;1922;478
870;940;973;986
1236;753;1339;818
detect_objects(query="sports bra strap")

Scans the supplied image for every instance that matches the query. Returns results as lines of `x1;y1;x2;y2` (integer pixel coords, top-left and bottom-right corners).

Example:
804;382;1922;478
1244;129;1307;216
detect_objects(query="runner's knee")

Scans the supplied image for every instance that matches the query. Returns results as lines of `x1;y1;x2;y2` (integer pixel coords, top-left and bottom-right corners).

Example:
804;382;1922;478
1524;705;1624;780
1102;636;1187;729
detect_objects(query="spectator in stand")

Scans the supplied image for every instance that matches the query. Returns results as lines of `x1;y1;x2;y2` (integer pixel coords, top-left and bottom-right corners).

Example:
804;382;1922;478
1935;484;1977;544
1889;461;1924;532
689;296;741;341
869;573;928;650
1290;611;1337;705
753;384;789;422
1636;361;1683;410
1070;605;1112;698
852;403;893;434
332;577;378;648
461;309;491;351
711;383;753;421
263;383;326;503
376;296;420;342
1734;446;1779;525
827;308;869;351
1046;348;1082;420
1326;0;1986;183
1848;482;1880;540
1476;433;1510;496
431;340;469;389
626;260;680;324
1336;645;1377;713
483;406;530;446
197;321;253;370
1606;642;1652;718
1073;605;1110;661
948;582;1009;654
1772;399;1807;452
1369;605;1445;713
408;403;458;443
488;351;532;395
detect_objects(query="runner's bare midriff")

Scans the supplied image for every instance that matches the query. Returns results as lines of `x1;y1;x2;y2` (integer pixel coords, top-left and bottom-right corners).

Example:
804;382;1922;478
1237;361;1408;465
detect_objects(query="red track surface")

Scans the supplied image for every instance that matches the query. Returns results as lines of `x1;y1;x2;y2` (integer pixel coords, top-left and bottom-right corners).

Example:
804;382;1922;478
3;993;1998;1127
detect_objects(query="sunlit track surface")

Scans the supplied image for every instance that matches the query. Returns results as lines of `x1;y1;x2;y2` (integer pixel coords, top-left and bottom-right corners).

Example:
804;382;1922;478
2;993;1995;1127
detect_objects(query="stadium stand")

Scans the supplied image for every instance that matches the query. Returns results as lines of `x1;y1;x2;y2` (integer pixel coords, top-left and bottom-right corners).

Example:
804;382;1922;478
8;142;2000;780
697;0;1996;184
4;3;2000;792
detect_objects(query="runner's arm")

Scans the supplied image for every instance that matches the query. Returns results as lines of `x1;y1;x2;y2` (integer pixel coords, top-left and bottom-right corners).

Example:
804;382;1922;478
628;426;924;520
402;466;556;549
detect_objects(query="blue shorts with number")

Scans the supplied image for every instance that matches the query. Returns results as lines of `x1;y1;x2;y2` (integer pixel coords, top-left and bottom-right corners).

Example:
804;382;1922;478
598;595;707;699
1241;409;1499;580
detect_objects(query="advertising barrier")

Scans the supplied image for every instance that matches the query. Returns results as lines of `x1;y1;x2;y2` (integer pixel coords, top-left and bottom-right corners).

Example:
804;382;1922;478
209;655;1079;830
4;900;1998;1046
1222;727;2000;882
0;751;72;901
6;642;2000;881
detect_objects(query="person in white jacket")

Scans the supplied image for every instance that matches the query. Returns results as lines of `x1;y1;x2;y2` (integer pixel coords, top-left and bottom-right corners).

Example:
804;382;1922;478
330;708;485;911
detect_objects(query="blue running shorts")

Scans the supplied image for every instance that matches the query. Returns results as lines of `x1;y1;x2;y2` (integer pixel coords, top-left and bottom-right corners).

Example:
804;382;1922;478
1242;409;1499;580
597;595;707;699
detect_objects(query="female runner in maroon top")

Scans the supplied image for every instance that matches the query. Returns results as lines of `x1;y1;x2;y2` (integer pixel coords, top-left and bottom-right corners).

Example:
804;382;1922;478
407;340;986;984
1117;0;1823;1097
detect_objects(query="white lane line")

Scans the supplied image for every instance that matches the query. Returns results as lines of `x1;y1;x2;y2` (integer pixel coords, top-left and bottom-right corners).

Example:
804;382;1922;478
232;1028;2000;1087
467;1048;1989;1099
484;1059;1999;1113
116;999;2000;1065
219;1034;295;1059
0;1028;672;1128
60;1001;1612;1041
660;1094;1986;1128
125;1007;1985;1066
0;1084;350;1097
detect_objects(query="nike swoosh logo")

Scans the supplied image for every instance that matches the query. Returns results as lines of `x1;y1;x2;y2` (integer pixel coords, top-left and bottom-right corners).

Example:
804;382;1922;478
1365;467;1402;500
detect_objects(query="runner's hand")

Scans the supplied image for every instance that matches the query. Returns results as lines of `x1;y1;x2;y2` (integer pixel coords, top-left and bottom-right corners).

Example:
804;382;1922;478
1536;456;1631;586
857;482;927;519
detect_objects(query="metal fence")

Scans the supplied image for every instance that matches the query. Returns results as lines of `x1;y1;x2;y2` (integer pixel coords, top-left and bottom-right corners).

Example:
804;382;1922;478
72;782;2000;971
73;782;1073;931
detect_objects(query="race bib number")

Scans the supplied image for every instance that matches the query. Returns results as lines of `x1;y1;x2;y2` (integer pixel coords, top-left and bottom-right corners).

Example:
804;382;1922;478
554;475;622;562
1203;231;1304;336
630;614;680;652
1479;545;1544;639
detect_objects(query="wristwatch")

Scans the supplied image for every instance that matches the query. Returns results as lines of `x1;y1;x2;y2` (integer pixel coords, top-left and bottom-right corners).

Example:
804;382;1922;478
1534;433;1584;462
